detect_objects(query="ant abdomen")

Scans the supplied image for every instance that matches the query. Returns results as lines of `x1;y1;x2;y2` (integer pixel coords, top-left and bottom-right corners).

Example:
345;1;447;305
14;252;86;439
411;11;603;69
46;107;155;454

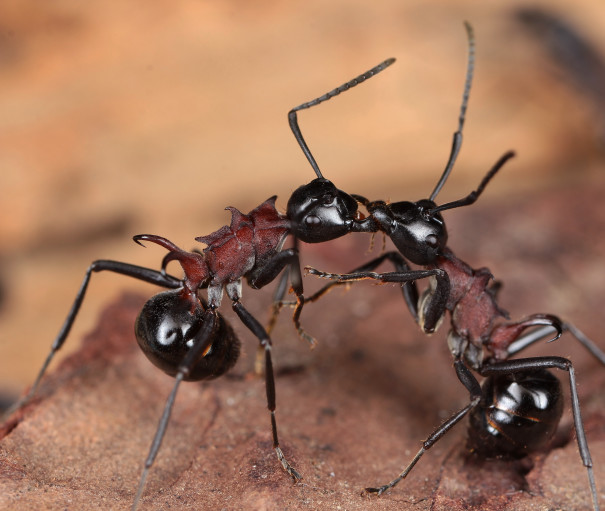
135;290;240;381
468;369;563;457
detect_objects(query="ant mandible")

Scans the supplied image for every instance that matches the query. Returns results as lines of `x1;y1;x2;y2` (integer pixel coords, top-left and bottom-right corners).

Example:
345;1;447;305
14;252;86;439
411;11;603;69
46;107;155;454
307;22;604;510
1;57;393;510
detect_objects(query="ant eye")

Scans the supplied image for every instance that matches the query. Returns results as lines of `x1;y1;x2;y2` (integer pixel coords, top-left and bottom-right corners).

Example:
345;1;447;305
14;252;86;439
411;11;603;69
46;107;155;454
305;215;321;226
426;234;438;248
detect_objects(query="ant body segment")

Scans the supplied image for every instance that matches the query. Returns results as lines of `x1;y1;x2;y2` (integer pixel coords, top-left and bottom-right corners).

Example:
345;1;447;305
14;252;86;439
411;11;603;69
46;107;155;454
308;23;604;510
1;60;392;509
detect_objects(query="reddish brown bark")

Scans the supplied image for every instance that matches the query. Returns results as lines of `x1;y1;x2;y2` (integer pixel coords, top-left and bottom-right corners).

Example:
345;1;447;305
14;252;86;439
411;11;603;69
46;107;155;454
1;182;605;511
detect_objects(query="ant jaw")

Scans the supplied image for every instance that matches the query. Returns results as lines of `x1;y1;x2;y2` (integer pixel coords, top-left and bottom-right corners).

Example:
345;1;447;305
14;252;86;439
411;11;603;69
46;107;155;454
350;216;379;234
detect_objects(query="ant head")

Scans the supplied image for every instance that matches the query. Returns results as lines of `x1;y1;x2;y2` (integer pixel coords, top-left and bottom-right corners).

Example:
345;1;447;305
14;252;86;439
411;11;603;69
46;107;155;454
367;150;515;266
363;23;510;267
359;20;471;265
286;58;395;243
368;199;447;265
287;178;360;243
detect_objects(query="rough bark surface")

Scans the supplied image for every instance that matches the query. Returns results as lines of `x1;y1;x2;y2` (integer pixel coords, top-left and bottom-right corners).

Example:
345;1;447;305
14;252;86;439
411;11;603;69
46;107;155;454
1;182;605;511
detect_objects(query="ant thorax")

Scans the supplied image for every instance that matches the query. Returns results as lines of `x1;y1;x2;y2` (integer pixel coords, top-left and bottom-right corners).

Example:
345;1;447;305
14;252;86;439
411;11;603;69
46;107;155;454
196;196;290;286
434;249;508;368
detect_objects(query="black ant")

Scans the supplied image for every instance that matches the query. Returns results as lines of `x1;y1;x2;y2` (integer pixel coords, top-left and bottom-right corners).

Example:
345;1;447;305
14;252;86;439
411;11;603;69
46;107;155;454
307;23;604;510
1;57;393;510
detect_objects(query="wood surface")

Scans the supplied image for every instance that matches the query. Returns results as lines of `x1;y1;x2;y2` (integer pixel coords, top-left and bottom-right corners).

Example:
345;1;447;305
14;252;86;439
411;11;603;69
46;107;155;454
1;1;605;510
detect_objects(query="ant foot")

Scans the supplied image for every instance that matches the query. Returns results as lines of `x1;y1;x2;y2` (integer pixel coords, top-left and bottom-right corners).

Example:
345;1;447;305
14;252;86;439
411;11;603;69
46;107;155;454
297;329;317;349
363;485;389;496
275;446;302;482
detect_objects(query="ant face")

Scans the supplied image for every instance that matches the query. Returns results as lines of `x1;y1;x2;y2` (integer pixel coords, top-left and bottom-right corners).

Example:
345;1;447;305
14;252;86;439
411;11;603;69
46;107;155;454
368;199;447;266
287;178;361;243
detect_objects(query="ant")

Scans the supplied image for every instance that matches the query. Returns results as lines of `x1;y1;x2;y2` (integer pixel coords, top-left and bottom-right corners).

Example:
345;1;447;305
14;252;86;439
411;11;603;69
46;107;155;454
307;23;604;510
1;56;393;510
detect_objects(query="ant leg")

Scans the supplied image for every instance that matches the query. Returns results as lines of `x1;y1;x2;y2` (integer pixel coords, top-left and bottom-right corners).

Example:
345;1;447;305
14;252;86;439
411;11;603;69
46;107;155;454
263;243;312;340
366;360;481;495
266;269;291;336
282;237;317;349
307;266;449;333
252;266;291;376
251;269;291;376
230;296;301;482
132;308;218;511
480;357;600;511
304;251;420;321
247;247;315;347
3;260;182;420
562;322;605;365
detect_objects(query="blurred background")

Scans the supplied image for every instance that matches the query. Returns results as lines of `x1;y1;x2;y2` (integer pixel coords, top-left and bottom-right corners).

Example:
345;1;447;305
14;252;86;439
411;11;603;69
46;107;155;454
1;0;605;395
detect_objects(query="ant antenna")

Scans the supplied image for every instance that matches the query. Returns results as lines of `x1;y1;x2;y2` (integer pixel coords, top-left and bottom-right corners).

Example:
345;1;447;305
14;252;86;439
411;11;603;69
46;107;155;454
430;151;515;214
429;21;475;202
289;57;396;179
